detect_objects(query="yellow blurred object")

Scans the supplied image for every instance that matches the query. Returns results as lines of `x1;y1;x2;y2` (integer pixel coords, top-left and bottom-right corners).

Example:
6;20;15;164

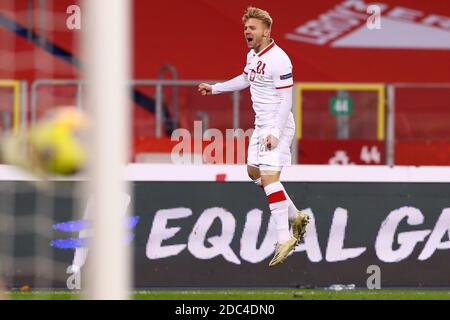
1;107;88;176
30;107;88;175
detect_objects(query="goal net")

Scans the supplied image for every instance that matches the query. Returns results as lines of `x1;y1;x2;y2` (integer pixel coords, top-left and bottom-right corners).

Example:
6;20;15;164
0;0;132;299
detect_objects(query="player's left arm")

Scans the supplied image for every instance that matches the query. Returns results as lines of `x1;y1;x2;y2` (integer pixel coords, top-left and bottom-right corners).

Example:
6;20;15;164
264;61;294;150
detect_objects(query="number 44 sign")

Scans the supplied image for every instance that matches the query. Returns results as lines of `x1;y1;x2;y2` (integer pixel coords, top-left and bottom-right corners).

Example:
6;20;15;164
360;145;381;164
329;145;381;165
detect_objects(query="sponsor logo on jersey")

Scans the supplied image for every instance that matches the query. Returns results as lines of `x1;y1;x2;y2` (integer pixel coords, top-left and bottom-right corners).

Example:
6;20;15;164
280;73;293;80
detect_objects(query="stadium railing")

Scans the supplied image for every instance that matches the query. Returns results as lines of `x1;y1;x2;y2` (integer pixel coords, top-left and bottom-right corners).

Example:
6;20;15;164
2;79;450;166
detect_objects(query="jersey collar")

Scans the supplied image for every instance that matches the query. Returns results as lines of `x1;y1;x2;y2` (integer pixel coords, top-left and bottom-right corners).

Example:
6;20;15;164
257;39;275;57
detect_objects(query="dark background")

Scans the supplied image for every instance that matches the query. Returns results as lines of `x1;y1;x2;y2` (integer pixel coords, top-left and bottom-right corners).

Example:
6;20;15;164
2;181;449;289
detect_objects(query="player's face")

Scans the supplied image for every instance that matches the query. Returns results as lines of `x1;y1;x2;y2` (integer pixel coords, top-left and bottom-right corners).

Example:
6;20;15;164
244;18;270;51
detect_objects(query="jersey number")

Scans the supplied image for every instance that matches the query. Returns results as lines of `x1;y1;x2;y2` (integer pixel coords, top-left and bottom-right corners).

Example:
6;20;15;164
249;70;256;82
250;61;266;82
256;61;266;75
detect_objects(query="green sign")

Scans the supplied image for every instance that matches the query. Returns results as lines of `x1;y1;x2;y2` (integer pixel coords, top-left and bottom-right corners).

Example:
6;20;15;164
330;96;353;116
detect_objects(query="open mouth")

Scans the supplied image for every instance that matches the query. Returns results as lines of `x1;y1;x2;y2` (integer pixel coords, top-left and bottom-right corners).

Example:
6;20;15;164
246;37;253;43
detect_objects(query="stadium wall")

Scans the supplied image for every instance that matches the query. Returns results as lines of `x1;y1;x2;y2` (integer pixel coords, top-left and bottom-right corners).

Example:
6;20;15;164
1;164;450;289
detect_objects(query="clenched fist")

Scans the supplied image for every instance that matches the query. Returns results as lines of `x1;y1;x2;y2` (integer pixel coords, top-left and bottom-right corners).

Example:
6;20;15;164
198;83;213;96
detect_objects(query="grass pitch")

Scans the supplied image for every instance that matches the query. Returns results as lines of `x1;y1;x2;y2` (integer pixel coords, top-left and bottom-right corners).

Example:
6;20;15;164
7;289;450;300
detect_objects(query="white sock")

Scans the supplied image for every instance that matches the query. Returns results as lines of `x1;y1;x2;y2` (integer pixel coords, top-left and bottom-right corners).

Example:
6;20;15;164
264;181;291;243
284;191;299;222
258;177;298;221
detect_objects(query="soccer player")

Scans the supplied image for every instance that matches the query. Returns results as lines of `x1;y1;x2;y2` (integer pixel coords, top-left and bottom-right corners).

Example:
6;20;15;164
198;7;310;267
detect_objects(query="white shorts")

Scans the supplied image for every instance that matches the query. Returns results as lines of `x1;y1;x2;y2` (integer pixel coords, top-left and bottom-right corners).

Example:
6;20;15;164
247;121;295;171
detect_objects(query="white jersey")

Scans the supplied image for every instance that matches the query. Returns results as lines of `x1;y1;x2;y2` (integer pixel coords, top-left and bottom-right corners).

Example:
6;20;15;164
243;40;294;129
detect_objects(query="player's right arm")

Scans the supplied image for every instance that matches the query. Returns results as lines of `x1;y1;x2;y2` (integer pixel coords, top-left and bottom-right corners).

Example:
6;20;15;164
198;73;249;96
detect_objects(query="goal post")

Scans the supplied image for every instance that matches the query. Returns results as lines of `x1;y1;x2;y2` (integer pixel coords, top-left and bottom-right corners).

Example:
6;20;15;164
0;80;21;134
82;0;132;300
295;83;385;141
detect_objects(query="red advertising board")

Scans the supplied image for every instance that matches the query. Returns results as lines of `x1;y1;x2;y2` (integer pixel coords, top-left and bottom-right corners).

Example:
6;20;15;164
396;141;450;166
299;139;385;165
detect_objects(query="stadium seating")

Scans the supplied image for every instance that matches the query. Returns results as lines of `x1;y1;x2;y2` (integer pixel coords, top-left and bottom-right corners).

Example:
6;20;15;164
1;0;450;164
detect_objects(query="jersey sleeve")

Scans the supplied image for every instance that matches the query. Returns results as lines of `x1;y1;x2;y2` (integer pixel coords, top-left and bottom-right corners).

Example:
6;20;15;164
272;58;293;89
211;74;249;94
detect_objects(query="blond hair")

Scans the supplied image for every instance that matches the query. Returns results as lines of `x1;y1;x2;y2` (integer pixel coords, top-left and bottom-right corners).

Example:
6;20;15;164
242;7;272;29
